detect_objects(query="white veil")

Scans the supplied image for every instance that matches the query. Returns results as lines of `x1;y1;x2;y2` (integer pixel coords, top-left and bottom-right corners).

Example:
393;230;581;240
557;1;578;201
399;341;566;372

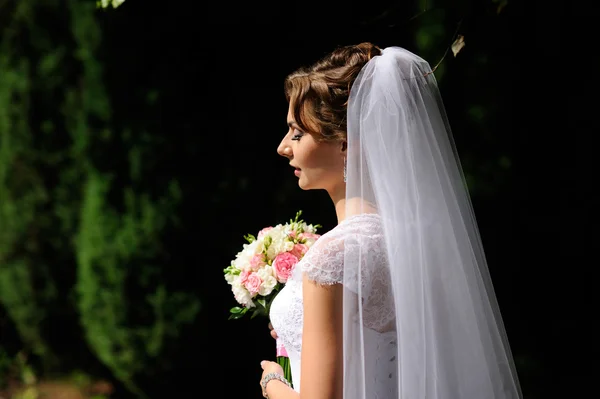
342;47;522;399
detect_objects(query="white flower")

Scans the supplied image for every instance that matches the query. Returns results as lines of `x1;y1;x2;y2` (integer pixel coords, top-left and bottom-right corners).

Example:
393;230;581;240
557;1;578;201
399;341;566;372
231;278;255;308
257;266;278;296
224;212;321;319
303;236;318;246
283;224;295;236
266;231;295;260
266;225;285;241
233;239;263;271
302;222;317;234
224;271;237;284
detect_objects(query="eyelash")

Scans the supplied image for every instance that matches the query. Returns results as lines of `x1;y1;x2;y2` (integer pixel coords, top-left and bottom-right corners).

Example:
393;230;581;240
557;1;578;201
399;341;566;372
291;129;304;141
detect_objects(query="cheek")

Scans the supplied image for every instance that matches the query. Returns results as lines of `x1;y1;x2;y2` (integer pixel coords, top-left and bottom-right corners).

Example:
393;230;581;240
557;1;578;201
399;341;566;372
299;144;339;170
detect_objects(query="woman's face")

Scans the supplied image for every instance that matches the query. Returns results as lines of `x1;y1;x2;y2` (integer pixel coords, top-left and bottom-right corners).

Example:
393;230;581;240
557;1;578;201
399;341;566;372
277;104;345;193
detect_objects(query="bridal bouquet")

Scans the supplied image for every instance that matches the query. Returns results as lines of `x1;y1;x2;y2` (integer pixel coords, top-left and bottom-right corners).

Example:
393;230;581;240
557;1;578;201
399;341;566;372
224;210;321;385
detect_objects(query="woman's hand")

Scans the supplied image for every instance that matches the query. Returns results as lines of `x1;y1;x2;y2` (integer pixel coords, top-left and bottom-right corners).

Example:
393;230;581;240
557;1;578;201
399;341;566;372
260;360;285;394
260;360;284;377
268;322;278;339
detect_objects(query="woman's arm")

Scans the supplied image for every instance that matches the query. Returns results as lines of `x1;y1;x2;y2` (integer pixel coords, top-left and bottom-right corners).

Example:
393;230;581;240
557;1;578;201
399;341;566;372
299;273;343;399
262;276;343;399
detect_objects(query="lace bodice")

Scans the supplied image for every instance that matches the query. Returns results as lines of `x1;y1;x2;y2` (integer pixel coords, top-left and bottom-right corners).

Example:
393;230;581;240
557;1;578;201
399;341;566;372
269;213;396;391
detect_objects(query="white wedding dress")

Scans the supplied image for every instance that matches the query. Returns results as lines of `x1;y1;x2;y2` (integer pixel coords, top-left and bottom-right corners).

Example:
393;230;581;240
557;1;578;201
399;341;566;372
269;213;398;396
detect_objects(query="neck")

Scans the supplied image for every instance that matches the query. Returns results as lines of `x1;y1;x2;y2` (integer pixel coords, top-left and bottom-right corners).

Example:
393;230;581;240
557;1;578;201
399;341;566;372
329;186;377;225
328;182;347;224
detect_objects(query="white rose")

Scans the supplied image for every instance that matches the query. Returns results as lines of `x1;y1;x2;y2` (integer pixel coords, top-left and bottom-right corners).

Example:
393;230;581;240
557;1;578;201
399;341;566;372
245;240;263;257
235;239;263;271
284;240;295;251
257;266;278;296
268;225;285;241
266;238;295;260
232;280;255;308
266;240;281;260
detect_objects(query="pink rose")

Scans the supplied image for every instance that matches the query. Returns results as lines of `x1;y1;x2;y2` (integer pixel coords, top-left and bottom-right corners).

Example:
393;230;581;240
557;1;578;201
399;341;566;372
258;227;273;239
250;254;266;271
272;252;299;283
239;270;251;285
243;272;262;295
290;243;308;259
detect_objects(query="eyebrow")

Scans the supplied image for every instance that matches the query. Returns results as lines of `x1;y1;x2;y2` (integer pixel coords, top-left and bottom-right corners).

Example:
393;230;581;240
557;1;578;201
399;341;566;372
287;121;298;128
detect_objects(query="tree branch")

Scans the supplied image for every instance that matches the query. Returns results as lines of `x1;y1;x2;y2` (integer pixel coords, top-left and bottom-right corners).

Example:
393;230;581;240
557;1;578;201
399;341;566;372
425;18;463;77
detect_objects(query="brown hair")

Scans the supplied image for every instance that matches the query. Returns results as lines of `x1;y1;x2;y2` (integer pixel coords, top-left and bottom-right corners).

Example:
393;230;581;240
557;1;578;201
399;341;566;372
284;42;382;143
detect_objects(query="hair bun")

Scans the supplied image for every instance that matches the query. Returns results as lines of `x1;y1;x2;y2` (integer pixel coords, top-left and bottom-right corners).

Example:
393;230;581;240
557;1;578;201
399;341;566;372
356;42;382;60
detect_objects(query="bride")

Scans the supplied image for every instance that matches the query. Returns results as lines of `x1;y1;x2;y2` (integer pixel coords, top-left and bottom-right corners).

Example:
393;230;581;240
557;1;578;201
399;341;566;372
261;42;522;399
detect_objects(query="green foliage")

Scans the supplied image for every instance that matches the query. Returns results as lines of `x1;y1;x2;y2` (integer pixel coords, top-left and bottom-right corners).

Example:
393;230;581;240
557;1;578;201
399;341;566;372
75;171;199;398
0;0;61;371
0;350;38;398
75;171;199;389
0;349;112;399
0;1;200;397
67;0;200;395
96;0;126;9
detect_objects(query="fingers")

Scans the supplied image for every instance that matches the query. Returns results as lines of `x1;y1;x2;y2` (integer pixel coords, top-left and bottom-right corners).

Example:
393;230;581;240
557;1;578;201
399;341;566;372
268;322;278;338
260;360;275;370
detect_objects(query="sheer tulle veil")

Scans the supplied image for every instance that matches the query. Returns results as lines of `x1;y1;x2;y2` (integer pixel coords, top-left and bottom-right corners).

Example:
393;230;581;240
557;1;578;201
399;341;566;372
342;47;522;399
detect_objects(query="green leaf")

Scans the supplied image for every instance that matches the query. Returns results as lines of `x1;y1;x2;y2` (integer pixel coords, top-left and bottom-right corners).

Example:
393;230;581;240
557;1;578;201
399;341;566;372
250;310;261;319
228;307;248;320
257;298;266;309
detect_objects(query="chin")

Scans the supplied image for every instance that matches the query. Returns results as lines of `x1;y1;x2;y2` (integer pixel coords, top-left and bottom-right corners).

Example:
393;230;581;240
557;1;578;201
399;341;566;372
298;179;325;191
298;180;310;190
297;177;314;190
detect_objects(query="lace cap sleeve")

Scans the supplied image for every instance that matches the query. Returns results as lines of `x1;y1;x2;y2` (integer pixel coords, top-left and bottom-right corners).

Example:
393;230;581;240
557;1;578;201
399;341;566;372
299;214;384;294
300;234;345;285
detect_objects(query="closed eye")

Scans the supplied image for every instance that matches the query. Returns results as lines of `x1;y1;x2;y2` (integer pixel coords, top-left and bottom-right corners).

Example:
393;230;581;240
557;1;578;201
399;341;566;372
291;129;304;141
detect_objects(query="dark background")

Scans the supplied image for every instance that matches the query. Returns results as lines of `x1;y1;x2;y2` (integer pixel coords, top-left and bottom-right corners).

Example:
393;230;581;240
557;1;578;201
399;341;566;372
0;1;586;398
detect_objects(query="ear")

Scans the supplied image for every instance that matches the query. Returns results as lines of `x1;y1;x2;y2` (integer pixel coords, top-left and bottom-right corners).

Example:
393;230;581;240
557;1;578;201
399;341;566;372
341;141;347;153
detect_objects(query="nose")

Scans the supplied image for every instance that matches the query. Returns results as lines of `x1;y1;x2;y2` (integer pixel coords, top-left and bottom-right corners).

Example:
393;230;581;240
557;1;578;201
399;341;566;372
277;136;293;158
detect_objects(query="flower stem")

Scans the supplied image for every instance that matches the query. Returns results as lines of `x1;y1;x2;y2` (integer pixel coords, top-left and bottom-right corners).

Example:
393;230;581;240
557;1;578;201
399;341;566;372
276;356;293;388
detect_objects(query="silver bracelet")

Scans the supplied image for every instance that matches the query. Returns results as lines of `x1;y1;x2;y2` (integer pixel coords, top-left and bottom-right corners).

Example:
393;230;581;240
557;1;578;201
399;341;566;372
261;372;292;398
